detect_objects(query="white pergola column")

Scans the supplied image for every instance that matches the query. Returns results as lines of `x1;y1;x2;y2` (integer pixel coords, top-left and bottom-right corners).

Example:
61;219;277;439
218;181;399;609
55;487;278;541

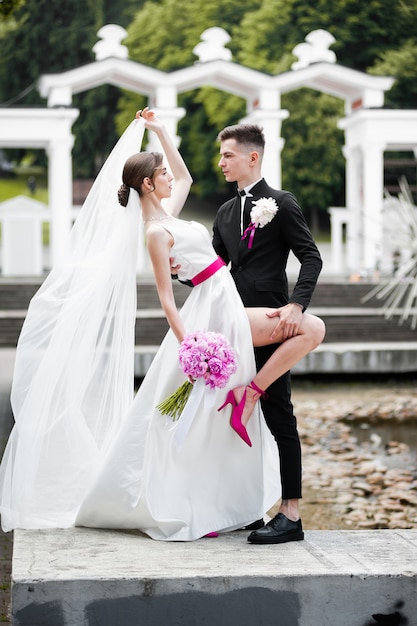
328;207;350;274
339;110;417;276
243;101;289;189
342;145;362;271
147;86;185;152
361;141;385;271
145;106;186;153
46;135;76;266
262;130;285;190
242;111;287;189
0;108;79;273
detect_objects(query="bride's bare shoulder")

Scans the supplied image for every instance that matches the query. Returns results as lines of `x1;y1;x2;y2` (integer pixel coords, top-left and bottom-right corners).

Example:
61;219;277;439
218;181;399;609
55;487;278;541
145;222;175;246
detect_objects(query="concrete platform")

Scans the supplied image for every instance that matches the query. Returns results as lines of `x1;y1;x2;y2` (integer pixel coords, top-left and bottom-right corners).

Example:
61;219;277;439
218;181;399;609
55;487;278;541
134;342;417;377
293;341;417;375
11;528;417;626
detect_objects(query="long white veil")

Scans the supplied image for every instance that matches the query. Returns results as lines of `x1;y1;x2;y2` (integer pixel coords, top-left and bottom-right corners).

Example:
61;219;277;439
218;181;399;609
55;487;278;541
0;118;146;530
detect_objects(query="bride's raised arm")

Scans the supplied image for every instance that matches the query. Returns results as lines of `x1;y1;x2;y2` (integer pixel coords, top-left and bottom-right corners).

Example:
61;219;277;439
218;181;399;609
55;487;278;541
137;108;192;217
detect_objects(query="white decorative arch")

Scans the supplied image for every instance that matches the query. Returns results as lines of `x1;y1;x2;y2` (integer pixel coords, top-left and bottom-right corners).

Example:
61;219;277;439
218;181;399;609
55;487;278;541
272;62;393;114
0;108;79;268
38;33;290;186
338;109;417;273
291;29;337;69
2;25;411;276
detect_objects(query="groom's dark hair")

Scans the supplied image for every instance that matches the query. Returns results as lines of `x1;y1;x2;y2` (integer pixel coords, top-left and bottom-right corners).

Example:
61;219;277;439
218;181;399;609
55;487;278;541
217;123;265;155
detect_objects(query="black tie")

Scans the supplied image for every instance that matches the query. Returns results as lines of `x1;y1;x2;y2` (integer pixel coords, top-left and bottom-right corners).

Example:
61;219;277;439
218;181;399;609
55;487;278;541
238;189;246;197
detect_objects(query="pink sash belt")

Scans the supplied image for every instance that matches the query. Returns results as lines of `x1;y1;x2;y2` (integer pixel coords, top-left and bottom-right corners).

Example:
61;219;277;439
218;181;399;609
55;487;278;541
191;256;226;286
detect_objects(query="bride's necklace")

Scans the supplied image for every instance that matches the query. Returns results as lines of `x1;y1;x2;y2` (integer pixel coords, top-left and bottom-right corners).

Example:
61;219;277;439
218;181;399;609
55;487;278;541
143;215;172;224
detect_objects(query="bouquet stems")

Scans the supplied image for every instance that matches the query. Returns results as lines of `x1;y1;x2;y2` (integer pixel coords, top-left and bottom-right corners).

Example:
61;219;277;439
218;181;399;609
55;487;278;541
156;380;193;421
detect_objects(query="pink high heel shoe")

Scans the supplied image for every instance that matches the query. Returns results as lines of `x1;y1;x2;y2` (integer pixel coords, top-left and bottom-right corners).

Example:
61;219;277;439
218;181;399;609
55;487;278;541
218;381;268;447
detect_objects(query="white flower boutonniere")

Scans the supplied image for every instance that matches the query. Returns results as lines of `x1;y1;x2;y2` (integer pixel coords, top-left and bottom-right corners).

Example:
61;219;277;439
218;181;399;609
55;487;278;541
241;197;279;248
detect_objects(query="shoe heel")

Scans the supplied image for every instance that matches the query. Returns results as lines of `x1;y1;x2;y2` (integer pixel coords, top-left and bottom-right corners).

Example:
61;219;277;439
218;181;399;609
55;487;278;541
217;390;236;412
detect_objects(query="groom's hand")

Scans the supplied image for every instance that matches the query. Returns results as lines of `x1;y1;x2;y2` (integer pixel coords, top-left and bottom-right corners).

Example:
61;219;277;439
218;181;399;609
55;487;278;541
266;303;303;340
170;257;181;280
170;257;194;288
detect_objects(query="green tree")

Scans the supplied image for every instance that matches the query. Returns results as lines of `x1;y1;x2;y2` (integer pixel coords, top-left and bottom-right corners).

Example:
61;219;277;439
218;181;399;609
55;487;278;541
370;38;417;109
0;0;25;20
286;0;417;73
125;0;259;71
235;0;300;73
0;0;145;176
0;0;100;105
281;90;345;230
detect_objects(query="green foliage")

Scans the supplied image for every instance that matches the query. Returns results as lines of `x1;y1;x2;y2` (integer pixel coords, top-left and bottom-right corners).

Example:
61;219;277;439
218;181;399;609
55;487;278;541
0;0;98;105
115;91;147;137
281;90;345;221
286;0;417;72
73;86;121;178
178;88;246;196
235;0;299;73
0;0;25;20
370;38;417;109
126;0;259;71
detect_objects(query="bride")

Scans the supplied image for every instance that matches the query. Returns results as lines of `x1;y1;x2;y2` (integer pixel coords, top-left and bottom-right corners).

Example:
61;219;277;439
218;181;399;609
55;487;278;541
0;108;324;540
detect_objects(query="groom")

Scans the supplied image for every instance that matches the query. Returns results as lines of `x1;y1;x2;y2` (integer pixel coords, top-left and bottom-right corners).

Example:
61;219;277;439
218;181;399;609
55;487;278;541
212;122;322;544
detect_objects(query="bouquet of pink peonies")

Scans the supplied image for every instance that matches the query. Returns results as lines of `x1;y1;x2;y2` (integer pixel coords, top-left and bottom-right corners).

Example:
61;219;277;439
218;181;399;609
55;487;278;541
157;330;237;421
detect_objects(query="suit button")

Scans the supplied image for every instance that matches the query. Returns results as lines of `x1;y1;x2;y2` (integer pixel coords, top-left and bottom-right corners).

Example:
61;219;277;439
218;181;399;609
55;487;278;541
237;266;243;271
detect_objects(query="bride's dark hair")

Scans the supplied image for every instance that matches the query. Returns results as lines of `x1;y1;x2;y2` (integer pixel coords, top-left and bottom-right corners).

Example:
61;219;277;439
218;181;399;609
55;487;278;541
117;151;164;206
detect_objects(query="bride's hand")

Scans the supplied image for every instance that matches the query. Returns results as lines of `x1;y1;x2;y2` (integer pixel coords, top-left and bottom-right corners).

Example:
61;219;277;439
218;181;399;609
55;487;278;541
136;107;163;132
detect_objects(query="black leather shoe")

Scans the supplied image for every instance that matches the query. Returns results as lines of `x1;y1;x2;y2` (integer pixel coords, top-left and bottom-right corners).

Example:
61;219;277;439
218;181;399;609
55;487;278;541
243;518;265;531
247;513;304;544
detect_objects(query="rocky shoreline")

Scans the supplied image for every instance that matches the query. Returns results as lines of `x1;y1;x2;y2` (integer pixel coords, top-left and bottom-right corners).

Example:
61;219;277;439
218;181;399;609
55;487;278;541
291;381;417;530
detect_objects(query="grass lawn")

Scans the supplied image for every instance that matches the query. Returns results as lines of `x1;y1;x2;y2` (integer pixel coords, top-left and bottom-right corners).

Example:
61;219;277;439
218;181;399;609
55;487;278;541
0;177;48;204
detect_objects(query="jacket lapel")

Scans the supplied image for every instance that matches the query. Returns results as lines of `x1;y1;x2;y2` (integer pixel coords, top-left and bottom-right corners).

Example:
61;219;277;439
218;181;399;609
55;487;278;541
231;194;243;260
247;179;270;202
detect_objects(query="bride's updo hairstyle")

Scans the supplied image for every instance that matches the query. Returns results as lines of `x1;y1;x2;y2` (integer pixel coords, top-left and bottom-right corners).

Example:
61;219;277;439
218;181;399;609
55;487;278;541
117;151;164;207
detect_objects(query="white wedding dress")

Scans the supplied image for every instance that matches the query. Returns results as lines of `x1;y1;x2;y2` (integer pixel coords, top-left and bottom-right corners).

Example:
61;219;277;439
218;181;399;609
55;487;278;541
76;219;281;540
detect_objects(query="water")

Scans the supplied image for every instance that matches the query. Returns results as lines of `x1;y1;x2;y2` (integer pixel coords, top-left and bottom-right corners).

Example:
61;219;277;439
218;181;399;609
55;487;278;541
291;377;417;530
353;421;417;448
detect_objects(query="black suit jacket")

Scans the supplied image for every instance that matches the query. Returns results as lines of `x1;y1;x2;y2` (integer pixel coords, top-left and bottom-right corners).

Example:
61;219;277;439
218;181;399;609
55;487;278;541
212;179;322;310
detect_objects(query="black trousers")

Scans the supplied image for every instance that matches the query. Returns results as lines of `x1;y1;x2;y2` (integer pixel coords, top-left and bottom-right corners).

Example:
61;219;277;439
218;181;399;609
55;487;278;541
254;343;302;500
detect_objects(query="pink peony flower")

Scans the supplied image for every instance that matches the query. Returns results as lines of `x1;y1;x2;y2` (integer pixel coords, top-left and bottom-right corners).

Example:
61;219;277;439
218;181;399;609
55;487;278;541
157;330;237;420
